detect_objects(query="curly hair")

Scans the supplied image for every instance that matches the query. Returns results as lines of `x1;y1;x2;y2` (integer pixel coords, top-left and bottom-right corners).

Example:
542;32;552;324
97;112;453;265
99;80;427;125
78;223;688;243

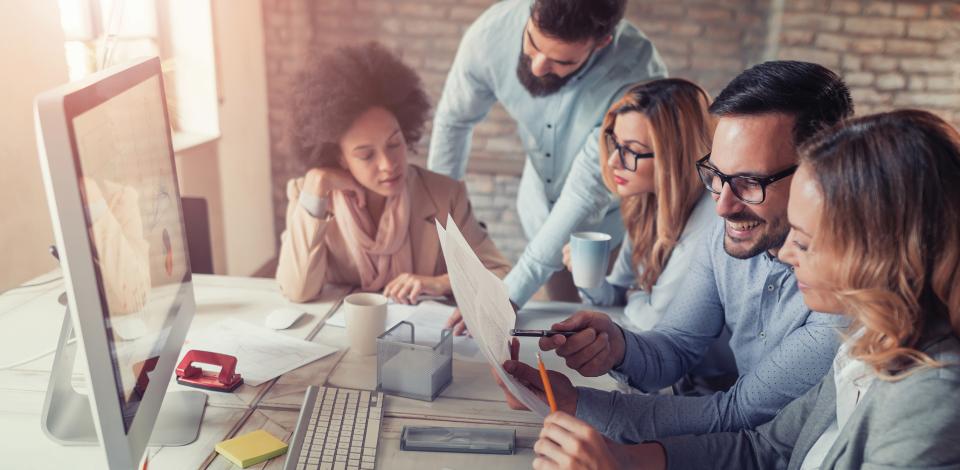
800;110;960;380
293;42;431;167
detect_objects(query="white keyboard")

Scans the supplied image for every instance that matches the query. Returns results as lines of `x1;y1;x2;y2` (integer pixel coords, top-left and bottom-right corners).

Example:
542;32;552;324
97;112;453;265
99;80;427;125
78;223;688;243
283;385;383;470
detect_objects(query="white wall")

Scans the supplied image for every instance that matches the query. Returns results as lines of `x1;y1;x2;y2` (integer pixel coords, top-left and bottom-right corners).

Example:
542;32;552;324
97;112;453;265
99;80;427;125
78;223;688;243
175;0;276;276
0;0;69;291
211;0;276;275
0;0;277;290
175;141;229;274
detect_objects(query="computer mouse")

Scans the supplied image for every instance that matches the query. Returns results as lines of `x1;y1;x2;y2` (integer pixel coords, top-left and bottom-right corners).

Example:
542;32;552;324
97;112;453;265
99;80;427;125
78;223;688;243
265;307;305;330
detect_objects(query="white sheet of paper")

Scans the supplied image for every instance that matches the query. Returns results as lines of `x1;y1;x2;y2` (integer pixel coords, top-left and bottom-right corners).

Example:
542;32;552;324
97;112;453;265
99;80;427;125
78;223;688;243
437;217;551;417
327;301;484;361
180;319;339;386
491;357;552;417
326;302;418;329
325;295;448;327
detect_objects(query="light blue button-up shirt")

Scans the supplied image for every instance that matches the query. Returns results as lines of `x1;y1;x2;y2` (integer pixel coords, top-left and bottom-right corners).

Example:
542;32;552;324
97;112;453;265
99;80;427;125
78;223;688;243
427;0;668;306
578;194;716;331
575;219;849;443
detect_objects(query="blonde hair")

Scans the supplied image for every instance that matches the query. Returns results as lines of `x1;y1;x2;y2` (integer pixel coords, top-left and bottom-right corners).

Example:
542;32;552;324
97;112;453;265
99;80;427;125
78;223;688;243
800;110;960;380
598;79;715;292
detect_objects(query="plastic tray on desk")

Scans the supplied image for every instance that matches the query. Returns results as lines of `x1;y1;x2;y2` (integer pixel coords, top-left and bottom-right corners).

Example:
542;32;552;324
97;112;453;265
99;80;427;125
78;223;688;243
376;321;452;401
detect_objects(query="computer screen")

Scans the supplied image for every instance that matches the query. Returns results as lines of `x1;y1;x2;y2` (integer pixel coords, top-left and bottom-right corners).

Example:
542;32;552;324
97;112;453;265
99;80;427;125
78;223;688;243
36;57;200;468
68;72;190;430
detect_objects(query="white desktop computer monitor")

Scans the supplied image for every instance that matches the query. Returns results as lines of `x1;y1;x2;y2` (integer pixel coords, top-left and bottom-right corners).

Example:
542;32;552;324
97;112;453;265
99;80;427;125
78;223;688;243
34;57;203;469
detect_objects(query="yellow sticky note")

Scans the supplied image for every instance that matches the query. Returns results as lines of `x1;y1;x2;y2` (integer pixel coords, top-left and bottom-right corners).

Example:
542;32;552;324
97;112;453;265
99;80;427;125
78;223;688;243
215;429;288;468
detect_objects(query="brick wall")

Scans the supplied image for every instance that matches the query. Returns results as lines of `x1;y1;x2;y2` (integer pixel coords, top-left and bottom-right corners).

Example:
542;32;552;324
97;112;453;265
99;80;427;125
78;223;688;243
262;0;960;263
627;1;771;97
777;1;960;124
263;0;528;260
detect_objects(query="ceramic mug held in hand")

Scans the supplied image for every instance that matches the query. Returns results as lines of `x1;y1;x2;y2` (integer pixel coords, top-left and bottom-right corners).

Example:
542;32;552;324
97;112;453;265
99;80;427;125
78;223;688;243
569;232;611;289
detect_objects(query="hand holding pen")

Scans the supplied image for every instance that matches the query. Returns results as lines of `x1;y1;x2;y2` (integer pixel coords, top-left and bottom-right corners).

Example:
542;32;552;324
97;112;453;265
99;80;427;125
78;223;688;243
536;311;627;378
536;352;558;412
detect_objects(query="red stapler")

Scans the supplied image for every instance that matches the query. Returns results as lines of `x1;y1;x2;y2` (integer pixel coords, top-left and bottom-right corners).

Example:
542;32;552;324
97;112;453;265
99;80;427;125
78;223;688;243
175;350;243;392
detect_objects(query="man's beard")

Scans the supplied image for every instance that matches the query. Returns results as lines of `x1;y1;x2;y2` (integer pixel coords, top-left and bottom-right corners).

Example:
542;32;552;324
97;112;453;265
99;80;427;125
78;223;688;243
516;51;575;97
722;208;790;259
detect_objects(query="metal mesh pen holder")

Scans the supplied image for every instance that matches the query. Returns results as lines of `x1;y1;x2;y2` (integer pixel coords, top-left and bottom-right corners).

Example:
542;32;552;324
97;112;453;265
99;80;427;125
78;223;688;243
376;321;453;402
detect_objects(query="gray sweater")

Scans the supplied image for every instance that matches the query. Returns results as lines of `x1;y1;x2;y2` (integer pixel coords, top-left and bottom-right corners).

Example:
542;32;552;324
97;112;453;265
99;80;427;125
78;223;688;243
658;317;960;470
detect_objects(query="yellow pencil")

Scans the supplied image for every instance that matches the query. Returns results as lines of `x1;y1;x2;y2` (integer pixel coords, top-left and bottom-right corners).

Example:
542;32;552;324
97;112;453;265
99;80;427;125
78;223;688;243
536;352;558;413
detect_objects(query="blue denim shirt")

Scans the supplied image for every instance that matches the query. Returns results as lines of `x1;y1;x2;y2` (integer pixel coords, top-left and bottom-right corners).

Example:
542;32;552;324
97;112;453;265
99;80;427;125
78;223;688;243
426;0;668;306
576;219;849;443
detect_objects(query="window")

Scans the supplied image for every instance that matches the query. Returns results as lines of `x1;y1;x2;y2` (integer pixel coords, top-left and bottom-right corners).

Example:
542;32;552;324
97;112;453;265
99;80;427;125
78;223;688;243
58;0;221;150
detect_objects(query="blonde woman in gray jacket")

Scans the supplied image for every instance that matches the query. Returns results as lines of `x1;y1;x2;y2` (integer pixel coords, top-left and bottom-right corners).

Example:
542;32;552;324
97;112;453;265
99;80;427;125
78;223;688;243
527;110;960;470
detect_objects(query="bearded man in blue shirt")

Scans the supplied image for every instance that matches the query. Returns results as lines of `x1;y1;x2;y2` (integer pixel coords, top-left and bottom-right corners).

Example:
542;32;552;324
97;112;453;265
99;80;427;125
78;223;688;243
429;0;668;321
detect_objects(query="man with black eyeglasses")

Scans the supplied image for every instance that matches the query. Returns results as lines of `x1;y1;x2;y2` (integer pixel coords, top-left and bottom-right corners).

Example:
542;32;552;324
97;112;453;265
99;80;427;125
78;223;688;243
498;61;855;444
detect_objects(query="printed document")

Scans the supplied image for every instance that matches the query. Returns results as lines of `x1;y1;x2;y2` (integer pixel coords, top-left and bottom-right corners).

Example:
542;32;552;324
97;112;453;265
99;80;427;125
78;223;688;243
181;319;338;386
437;218;551;417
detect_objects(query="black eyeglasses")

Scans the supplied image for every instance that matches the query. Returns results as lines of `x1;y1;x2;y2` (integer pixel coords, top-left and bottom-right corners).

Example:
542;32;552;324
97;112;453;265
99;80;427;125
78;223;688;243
605;129;654;171
696;154;797;204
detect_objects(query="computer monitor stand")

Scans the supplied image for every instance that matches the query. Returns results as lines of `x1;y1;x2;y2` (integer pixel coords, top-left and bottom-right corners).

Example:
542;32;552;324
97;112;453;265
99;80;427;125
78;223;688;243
41;305;207;446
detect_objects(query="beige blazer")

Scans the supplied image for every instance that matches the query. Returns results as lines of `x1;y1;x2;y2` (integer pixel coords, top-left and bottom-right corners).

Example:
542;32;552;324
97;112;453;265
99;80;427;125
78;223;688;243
276;165;511;302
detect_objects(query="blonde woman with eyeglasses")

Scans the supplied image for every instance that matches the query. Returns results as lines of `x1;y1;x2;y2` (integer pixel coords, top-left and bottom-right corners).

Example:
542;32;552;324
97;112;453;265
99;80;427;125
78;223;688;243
560;78;717;332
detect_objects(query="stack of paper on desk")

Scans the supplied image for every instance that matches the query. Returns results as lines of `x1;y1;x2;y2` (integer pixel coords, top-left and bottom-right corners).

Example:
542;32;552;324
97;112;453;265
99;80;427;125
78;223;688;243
181;319;339;386
437;217;551;417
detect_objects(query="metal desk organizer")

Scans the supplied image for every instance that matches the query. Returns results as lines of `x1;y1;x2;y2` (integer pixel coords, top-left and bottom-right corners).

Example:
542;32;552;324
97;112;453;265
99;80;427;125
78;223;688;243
376;321;453;401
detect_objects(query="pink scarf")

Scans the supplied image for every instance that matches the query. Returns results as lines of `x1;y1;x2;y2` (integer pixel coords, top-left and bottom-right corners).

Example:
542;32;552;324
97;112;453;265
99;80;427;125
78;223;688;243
331;180;413;291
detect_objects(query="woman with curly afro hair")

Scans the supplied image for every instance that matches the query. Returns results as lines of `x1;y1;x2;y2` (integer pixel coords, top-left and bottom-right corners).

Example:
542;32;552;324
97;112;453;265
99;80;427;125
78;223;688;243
276;42;510;304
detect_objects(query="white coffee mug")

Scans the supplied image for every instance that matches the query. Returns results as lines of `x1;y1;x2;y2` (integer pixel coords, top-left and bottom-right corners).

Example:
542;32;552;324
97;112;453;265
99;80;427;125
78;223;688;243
343;293;388;356
570;231;612;288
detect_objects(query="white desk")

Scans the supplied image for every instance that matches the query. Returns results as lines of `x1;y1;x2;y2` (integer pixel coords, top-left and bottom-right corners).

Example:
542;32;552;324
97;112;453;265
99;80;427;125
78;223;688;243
0;274;623;469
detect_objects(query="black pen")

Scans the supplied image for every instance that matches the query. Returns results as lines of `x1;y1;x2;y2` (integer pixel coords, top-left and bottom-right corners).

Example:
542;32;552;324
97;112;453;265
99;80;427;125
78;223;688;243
509;328;577;337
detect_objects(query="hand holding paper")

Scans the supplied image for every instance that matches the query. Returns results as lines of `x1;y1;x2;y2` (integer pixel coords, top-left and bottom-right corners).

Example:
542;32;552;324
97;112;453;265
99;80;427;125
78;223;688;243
494;338;578;415
436;217;553;417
